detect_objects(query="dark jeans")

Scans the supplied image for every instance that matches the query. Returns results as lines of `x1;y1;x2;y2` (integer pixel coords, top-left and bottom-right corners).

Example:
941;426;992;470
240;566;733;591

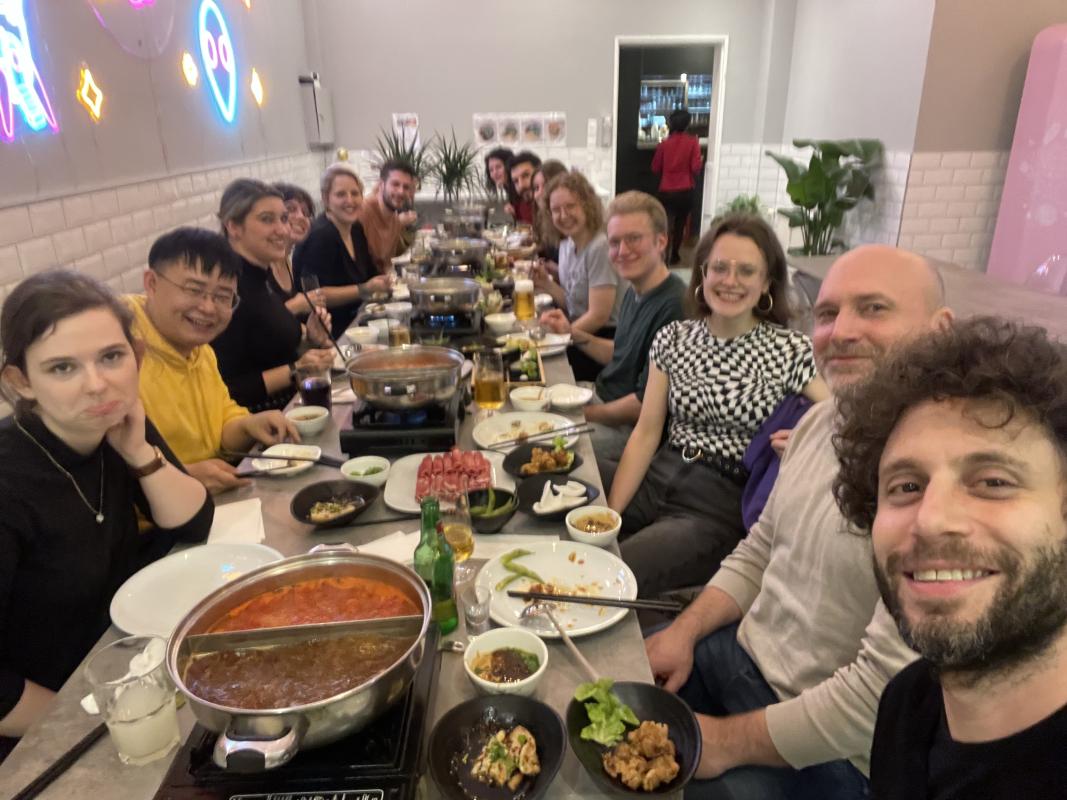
660;189;693;263
679;624;870;800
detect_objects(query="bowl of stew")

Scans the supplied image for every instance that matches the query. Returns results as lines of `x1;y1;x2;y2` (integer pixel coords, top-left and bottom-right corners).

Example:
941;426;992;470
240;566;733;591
565;505;622;547
463;627;548;697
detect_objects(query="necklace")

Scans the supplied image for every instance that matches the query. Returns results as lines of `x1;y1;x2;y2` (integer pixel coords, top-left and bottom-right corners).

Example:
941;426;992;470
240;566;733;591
14;417;105;524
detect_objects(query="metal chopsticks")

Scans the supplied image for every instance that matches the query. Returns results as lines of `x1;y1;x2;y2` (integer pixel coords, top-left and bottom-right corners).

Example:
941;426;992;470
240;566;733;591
507;589;684;613
488;425;593;451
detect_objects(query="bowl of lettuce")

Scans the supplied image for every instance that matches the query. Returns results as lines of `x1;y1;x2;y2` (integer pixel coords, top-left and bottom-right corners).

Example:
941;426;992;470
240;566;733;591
565;678;701;796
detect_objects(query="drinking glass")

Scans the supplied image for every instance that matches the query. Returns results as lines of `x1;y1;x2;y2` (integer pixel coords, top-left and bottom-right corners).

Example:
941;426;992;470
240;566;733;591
513;278;536;331
461;585;491;635
473;351;505;417
84;635;179;766
297;364;332;410
441;476;474;565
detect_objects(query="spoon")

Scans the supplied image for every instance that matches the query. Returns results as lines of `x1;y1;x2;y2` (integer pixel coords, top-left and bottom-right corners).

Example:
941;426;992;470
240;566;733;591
520;601;599;682
438;639;467;653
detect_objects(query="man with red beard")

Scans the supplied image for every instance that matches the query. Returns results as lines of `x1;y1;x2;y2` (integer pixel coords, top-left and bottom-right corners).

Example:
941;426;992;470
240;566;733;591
646;245;953;798
834;317;1067;799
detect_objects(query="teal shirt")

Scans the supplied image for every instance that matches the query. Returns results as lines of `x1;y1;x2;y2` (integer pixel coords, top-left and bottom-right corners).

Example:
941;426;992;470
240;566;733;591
595;272;687;403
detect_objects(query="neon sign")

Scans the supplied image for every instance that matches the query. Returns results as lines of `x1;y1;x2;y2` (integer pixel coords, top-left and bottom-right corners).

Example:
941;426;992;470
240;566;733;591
249;67;263;106
181;51;198;86
197;0;235;123
0;0;58;141
76;67;104;122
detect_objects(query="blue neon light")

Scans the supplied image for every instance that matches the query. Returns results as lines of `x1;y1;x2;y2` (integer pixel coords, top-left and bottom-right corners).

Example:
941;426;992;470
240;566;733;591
197;0;236;123
0;0;59;142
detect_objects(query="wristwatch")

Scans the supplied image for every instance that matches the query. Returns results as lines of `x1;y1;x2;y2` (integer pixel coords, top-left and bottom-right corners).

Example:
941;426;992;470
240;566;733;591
130;446;167;478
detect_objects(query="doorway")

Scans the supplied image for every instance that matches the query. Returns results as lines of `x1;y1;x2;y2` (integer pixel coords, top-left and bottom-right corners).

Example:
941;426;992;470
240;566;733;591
613;36;728;244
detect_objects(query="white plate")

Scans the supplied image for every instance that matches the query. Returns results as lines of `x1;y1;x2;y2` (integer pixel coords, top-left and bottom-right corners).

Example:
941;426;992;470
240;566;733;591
547;383;594;410
251;444;322;477
383;450;514;514
538;332;571;357
477;541;637;638
110;543;284;637
472;412;579;452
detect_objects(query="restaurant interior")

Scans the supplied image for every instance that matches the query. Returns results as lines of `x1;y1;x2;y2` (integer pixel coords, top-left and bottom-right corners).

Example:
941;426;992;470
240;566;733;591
1;1;1066;799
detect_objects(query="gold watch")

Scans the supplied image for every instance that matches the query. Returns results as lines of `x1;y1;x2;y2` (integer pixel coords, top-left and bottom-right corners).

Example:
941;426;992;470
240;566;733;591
130;446;167;478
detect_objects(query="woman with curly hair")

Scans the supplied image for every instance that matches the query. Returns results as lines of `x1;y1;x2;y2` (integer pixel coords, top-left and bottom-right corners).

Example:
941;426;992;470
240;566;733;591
532;159;567;265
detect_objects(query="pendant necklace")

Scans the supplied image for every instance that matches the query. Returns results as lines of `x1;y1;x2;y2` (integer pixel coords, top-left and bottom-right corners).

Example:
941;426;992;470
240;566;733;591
14;417;105;524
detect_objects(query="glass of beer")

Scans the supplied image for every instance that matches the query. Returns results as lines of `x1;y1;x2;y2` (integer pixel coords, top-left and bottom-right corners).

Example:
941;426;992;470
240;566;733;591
441;476;475;566
513;278;535;322
473;350;505;418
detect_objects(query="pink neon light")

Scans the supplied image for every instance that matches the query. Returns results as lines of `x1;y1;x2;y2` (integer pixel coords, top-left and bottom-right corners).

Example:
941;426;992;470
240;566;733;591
128;0;155;7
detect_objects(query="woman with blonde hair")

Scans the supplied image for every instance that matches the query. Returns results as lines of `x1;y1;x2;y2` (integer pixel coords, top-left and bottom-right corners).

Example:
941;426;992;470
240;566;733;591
293;163;391;337
532;170;619;338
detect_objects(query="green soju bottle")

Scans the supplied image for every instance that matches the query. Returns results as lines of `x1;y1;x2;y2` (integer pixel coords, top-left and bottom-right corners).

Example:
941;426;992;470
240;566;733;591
414;497;439;588
431;521;458;634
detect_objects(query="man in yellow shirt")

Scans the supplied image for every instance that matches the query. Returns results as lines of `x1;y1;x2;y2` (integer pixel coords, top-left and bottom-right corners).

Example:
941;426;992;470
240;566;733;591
128;227;299;493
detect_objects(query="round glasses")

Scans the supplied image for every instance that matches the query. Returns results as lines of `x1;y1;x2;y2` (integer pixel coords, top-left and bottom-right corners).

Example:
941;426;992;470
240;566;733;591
155;270;240;310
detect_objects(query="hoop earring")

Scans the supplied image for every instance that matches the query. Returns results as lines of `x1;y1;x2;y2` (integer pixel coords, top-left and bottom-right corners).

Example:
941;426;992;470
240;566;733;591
694;285;702;300
757;293;774;313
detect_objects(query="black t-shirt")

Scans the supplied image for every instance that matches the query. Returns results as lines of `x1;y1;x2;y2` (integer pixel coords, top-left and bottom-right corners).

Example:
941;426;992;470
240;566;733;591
293;215;378;338
871;659;1067;799
211;253;303;411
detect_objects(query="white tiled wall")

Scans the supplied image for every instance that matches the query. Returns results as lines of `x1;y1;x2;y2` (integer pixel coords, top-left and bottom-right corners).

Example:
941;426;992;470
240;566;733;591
897;151;1008;272
0;151;327;299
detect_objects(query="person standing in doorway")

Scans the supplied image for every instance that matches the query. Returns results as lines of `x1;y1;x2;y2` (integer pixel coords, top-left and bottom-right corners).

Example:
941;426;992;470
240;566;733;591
652;109;703;265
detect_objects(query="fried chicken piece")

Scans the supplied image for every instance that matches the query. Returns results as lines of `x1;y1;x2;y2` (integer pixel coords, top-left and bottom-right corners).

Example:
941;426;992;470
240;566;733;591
602;721;679;792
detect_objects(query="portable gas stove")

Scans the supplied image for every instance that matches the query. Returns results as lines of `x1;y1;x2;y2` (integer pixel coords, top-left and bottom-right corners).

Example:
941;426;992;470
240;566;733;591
410;309;482;340
339;389;467;457
153;628;440;800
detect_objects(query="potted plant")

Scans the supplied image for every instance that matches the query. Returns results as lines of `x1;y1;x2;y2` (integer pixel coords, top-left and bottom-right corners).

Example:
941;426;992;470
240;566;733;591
373;126;432;185
429;128;482;204
718;194;766;218
765;138;884;255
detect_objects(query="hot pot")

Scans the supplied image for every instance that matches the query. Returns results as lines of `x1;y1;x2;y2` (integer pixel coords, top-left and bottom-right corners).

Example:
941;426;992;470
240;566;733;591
166;550;431;770
409;276;482;313
346;344;464;410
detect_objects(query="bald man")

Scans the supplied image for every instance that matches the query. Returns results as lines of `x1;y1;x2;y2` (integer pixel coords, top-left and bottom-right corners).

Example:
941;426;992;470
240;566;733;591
647;246;953;800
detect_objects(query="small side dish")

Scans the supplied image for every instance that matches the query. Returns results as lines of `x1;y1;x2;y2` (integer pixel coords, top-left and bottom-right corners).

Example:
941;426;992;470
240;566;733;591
520;438;574;475
471;726;541;790
309;499;359;524
470;648;540;684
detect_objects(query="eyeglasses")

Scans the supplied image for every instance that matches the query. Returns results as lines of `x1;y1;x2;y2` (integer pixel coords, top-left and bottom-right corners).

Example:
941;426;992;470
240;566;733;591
154;270;240;310
608;232;648;249
703;259;763;281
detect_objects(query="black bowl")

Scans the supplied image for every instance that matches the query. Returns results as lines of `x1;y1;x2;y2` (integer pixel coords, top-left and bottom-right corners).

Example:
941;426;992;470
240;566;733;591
467;487;519;534
503;442;582;478
566;681;702;796
289;479;379;529
428;695;566;800
515;475;599;521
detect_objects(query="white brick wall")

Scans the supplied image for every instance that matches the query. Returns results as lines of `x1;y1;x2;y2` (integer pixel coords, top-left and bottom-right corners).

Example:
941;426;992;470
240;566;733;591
0;152;327;299
898;151;1008;271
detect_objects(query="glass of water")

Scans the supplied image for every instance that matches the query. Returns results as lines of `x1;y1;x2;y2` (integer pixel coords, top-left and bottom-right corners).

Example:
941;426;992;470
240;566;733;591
461;585;491;635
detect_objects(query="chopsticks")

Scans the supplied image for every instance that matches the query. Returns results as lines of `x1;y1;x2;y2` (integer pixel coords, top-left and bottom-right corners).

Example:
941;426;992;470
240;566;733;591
507;589;684;614
222;450;346;468
12;721;108;800
300;289;349;365
488;424;593;451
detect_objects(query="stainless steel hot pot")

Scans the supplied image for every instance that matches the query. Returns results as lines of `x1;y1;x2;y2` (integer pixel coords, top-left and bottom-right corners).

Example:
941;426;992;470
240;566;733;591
408;276;482;313
165;551;431;770
346;344;464;410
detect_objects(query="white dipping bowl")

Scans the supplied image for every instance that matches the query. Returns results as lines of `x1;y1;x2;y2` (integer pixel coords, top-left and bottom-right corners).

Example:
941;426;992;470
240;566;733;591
565;505;622;547
346;326;380;346
485;312;517;336
509;385;549;412
547;384;594;411
284;405;330;437
340;455;391;487
463;626;549;697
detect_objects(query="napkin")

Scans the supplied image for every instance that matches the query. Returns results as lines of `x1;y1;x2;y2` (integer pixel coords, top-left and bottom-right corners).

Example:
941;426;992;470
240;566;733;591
332;384;358;404
208;498;265;545
356;529;419;563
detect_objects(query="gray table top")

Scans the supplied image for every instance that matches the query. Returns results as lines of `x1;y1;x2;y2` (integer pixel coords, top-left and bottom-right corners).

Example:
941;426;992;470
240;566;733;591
0;352;659;799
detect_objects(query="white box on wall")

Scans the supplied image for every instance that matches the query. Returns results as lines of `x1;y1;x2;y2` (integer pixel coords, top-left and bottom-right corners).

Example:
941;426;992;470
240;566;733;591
299;74;335;149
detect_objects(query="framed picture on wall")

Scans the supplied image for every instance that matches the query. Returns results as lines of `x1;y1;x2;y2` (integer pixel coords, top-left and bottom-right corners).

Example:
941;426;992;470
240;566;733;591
545;113;567;144
499;115;520;145
392;112;420;149
521;115;544;145
473;114;497;145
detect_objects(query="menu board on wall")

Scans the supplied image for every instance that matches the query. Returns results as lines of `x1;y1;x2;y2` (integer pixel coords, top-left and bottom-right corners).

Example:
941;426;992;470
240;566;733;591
471;112;567;148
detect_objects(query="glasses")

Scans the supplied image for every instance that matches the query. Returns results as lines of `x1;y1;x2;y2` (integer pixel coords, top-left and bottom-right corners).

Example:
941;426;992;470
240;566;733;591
155;271;240;310
703;259;764;281
608;232;648;250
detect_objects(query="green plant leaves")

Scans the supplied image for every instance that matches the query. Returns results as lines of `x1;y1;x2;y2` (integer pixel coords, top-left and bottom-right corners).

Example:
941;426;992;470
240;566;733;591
429;128;482;202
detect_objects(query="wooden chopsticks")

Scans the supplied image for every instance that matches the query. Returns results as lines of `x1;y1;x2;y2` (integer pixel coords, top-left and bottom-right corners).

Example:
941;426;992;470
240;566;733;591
506;589;684;613
12;722;108;800
222;451;346;468
488;425;593;451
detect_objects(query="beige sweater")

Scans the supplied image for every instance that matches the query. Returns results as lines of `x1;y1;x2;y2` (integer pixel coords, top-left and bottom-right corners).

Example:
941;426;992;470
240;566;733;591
707;400;917;776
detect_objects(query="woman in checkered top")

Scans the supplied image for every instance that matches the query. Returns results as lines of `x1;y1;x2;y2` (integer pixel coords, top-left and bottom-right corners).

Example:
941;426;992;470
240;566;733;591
607;214;829;595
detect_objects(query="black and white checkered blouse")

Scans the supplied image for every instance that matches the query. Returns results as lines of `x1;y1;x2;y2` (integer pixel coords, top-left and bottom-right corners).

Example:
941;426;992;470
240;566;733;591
650;319;817;464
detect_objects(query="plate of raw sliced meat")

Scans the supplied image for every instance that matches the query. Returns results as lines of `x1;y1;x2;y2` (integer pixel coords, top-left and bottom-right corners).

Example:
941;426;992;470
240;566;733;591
383;448;515;514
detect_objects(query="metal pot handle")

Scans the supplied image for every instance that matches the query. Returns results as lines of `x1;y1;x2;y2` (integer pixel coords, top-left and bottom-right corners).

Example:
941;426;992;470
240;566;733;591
383;383;418;397
213;717;308;771
308;542;359;555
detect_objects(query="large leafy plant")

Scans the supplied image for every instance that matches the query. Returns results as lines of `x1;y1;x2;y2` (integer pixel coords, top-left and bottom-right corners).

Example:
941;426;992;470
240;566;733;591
429;129;482;203
373;126;432;184
765;138;884;255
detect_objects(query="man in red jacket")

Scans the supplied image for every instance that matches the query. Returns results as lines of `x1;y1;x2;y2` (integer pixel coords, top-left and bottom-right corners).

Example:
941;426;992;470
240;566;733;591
652;109;703;265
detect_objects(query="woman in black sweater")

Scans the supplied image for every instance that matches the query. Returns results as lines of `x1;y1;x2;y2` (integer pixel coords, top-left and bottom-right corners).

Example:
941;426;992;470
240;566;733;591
211;179;335;411
293;164;391;338
0;271;212;753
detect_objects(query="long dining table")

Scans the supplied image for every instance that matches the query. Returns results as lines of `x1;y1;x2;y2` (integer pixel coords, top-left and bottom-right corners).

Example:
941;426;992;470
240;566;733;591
0;348;666;799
